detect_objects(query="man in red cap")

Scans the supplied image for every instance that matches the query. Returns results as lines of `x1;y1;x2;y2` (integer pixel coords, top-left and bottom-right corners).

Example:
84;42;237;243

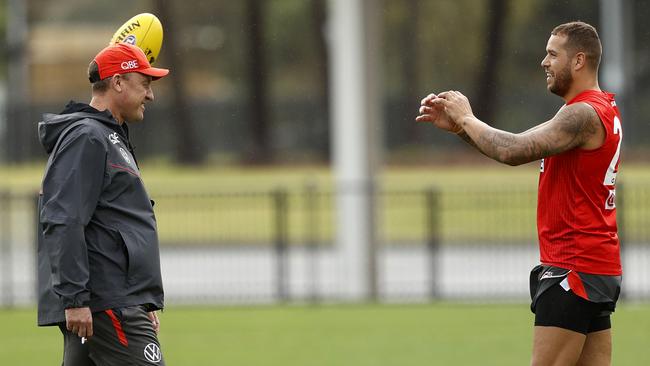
37;43;169;365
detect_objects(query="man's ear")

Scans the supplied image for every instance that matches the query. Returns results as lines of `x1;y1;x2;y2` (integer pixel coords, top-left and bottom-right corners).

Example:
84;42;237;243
111;74;124;92
573;52;587;71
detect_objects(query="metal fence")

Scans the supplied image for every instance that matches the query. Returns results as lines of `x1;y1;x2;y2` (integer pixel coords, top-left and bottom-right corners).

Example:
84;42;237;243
1;184;649;307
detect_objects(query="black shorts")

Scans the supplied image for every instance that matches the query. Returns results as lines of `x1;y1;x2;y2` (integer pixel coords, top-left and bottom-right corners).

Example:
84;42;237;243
534;283;612;335
59;305;165;366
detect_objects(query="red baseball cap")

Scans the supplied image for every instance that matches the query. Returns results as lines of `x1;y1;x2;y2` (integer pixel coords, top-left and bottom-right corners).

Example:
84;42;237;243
90;43;169;82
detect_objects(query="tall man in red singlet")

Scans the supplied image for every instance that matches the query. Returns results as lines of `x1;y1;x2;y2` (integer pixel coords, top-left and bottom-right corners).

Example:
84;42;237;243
416;21;622;366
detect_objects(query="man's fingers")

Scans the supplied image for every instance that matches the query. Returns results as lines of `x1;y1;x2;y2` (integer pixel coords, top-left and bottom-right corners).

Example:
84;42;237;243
420;93;437;105
419;105;435;114
86;320;93;338
148;311;161;334
436;90;466;100
438;90;460;99
70;320;93;338
422;91;464;106
71;322;82;337
78;323;93;338
415;115;433;122
431;98;449;107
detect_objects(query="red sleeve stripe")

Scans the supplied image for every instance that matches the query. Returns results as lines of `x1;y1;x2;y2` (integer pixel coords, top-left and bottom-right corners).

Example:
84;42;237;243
110;163;140;177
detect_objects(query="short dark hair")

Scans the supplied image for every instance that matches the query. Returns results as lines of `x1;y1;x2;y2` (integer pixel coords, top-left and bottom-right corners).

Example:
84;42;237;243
551;21;602;71
88;61;130;93
88;61;111;93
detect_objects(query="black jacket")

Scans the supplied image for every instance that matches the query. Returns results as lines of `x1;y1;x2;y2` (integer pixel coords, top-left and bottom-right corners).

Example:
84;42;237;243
37;101;163;326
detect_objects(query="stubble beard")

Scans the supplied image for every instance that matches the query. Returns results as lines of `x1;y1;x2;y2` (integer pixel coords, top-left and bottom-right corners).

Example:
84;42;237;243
549;63;573;98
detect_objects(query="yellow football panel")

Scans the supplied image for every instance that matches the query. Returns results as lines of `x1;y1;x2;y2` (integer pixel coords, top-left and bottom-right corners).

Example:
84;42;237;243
110;13;163;64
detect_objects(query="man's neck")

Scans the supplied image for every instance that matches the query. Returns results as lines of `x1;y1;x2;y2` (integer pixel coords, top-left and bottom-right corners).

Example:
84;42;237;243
89;96;124;124
562;78;601;103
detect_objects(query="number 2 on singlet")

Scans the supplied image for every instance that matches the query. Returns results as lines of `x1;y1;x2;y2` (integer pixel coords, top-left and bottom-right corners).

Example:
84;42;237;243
603;116;622;186
604;116;621;210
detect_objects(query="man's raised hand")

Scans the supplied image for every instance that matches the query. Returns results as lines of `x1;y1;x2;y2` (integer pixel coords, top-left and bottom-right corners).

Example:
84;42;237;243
416;93;463;134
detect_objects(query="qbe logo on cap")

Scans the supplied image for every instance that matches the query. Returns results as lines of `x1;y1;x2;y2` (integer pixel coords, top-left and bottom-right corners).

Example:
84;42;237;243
121;60;139;70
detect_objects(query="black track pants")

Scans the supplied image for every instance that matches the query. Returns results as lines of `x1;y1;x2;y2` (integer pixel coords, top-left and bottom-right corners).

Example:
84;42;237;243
60;305;165;365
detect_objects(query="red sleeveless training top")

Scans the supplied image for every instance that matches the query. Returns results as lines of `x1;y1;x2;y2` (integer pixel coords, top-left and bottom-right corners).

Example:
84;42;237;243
537;90;622;275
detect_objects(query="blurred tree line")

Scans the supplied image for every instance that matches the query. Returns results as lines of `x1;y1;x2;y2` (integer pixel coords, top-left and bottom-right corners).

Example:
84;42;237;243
1;0;649;165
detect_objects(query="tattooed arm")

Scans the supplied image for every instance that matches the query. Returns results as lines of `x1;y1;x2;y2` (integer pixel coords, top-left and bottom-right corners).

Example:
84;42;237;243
458;120;552;150
460;104;601;165
428;91;604;166
456;130;480;150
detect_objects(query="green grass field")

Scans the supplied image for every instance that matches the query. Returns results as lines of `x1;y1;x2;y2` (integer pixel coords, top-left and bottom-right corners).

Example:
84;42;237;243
1;303;649;365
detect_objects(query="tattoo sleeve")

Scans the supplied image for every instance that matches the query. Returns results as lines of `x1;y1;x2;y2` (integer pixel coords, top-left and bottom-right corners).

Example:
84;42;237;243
459;103;600;166
457;131;498;160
